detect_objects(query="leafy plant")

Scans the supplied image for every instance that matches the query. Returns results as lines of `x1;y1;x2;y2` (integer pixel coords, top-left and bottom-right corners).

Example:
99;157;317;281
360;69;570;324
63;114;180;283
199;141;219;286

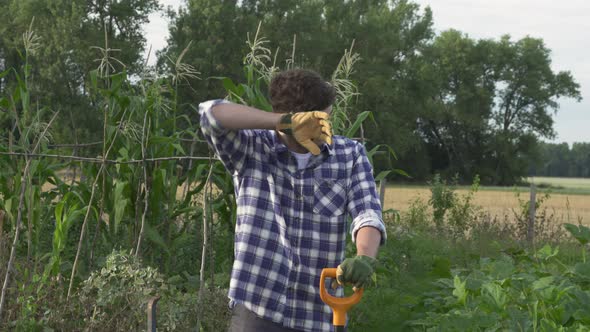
447;175;481;238
429;174;457;231
564;223;590;263
409;241;590;331
77;250;228;332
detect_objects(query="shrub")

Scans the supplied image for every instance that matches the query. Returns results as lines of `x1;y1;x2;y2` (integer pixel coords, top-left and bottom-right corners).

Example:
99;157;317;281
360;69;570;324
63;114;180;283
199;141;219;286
76;250;230;331
428;174;457;232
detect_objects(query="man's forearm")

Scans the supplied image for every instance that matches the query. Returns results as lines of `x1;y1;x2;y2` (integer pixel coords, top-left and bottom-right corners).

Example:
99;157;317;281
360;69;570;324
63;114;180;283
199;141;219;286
356;227;381;258
211;102;283;130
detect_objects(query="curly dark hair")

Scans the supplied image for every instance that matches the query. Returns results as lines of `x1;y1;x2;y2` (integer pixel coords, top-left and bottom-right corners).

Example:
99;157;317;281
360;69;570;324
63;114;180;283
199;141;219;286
269;69;336;113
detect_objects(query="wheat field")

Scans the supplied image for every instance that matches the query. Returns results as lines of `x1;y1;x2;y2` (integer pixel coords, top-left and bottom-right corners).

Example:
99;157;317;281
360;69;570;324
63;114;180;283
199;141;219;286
383;186;590;225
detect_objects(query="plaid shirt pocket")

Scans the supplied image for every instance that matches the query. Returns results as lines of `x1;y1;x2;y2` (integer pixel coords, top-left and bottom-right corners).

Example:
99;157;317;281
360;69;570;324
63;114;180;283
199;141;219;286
313;178;347;216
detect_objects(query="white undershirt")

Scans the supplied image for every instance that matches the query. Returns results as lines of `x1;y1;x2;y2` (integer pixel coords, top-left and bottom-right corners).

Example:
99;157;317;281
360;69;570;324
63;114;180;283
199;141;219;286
290;151;312;169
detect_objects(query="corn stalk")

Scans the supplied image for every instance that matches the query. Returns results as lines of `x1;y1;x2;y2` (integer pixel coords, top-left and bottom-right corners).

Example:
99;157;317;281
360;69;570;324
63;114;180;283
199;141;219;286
134;107;151;256
0;111;59;318
196;154;215;329
66;105;128;299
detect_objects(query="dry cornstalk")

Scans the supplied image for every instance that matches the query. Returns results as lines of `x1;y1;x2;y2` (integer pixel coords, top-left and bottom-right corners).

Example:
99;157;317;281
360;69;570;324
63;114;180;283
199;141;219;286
134;110;151;256
196;156;214;329
0;210;5;253
0;111;59;318
67;110;126;299
0;159;33;317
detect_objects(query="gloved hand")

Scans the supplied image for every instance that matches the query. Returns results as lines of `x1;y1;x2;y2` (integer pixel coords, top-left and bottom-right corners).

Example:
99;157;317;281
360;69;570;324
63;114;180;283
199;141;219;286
275;111;332;155
334;255;377;291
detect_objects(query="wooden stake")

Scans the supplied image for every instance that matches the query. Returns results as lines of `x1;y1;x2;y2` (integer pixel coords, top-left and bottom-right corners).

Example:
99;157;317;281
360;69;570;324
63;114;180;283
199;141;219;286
527;184;536;245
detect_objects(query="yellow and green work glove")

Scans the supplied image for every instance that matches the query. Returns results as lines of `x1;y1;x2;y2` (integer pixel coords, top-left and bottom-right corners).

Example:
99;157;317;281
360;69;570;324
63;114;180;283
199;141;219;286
275;111;333;155
334;255;377;291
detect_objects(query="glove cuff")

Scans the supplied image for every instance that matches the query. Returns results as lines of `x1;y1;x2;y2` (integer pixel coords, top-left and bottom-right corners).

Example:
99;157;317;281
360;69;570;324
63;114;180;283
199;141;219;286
275;113;293;135
358;255;377;268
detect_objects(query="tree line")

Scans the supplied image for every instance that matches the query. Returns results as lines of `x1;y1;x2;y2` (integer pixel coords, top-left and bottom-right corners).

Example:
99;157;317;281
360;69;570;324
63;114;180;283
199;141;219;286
0;0;584;185
533;142;590;178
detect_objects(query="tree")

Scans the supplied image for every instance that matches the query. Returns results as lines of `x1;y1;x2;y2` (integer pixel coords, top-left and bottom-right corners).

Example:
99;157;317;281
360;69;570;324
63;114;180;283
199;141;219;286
159;0;248;152
0;0;160;145
407;32;581;184
571;143;590;178
162;0;434;162
535;142;590;178
161;1;581;184
413;30;496;181
490;36;581;184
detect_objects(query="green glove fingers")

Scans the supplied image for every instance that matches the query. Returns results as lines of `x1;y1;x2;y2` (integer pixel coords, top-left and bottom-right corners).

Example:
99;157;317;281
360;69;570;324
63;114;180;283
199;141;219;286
335;255;377;290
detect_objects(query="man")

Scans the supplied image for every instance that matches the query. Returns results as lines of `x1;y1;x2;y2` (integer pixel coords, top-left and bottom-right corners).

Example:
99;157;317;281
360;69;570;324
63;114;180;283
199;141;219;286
199;69;386;332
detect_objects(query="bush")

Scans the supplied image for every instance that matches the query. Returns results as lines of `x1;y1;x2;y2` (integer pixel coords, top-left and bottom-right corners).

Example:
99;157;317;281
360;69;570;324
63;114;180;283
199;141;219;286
428;174;457;231
402;197;431;231
75;250;229;331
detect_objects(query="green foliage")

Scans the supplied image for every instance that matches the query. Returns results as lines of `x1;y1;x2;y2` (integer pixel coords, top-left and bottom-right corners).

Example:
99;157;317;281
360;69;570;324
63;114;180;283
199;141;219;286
1;10;395;329
402;197;431;231
76;250;229;332
0;0;161;146
0;14;232;328
79;250;165;330
0;0;585;329
564;223;590;263
408;242;590;331
42;193;84;284
428;174;458;231
409;30;580;184
348;216;590;331
535;142;590;178
0;0;581;185
447;175;481;238
564;224;590;246
426;174;484;237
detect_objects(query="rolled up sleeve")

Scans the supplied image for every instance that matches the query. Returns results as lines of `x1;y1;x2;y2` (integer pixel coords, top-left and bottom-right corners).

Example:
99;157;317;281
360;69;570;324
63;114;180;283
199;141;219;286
199;99;255;175
347;142;387;245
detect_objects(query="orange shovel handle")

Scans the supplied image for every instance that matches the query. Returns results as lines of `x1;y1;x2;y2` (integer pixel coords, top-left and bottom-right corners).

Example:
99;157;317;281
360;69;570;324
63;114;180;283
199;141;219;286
319;268;364;327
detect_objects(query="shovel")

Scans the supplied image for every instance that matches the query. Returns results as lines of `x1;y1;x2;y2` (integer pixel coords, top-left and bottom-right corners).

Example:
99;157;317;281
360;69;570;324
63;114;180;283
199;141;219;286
319;268;364;332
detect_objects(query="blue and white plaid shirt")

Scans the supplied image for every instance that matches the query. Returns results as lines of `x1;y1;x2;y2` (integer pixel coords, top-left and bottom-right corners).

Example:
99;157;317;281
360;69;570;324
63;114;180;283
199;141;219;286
199;100;387;332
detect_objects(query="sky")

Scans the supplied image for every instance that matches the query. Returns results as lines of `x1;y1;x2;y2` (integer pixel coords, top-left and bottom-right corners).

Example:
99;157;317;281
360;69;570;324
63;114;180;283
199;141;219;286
143;0;589;145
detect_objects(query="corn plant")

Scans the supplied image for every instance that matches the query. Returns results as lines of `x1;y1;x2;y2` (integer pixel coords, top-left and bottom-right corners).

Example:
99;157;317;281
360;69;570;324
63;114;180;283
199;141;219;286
0;21;219;327
0;18;62;319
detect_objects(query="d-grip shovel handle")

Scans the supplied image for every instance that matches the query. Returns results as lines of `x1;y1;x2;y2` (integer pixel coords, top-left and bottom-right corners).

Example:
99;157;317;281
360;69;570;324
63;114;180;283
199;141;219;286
319;268;364;328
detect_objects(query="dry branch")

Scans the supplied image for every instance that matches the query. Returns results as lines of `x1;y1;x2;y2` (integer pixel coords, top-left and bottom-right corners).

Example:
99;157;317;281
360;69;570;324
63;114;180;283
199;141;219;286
134;110;151;256
196;155;214;329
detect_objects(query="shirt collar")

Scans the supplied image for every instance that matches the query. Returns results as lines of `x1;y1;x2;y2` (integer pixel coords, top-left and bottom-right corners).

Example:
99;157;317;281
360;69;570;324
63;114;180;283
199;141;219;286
271;131;334;156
